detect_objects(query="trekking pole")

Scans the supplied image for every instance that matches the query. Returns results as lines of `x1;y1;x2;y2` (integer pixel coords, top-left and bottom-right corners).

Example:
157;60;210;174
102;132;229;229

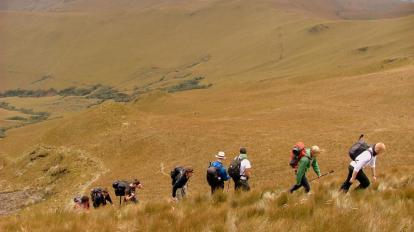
310;170;334;182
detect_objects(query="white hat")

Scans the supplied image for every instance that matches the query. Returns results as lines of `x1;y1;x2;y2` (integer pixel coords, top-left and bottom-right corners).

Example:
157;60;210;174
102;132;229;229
215;151;226;159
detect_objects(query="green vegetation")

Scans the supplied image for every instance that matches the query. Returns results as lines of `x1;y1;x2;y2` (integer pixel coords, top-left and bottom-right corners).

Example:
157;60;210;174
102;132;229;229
87;86;131;102
164;77;212;93
0;85;131;102
58;85;100;97
6;116;26;121
0;86;100;98
0;127;5;138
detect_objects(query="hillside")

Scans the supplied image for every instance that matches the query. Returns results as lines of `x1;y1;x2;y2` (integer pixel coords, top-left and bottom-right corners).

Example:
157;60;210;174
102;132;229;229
1;0;413;91
0;0;413;231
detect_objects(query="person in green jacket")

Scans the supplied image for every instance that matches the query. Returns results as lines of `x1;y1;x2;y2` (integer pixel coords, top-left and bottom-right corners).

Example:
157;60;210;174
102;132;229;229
290;145;321;194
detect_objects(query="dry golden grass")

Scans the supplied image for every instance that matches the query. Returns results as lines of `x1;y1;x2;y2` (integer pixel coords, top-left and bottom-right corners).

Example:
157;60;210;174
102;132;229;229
1;171;412;232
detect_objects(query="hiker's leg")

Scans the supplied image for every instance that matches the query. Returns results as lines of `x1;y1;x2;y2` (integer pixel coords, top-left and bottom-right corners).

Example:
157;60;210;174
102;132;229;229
240;180;250;192
355;169;370;190
176;188;183;200
182;185;187;198
290;176;304;193
340;166;354;193
235;179;241;191
214;182;224;191
302;176;311;193
218;182;225;192
290;184;300;193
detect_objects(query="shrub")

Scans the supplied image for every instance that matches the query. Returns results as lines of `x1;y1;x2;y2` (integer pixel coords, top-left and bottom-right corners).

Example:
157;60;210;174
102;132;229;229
87;86;131;102
58;86;98;97
0;88;58;98
164;77;212;93
0;128;5;138
6;116;27;121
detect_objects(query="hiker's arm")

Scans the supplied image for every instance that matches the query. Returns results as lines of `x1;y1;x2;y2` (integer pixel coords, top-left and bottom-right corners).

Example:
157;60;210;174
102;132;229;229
349;170;358;183
370;157;377;181
371;167;377;181
244;168;251;179
172;185;178;198
312;160;321;177
106;195;113;204
222;167;230;180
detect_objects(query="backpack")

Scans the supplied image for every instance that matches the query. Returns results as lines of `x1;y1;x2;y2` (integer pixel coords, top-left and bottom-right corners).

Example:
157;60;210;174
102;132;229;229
112;180;128;196
90;187;103;202
170;166;184;185
228;157;242;181
348;134;373;161
289;142;306;169
206;162;220;186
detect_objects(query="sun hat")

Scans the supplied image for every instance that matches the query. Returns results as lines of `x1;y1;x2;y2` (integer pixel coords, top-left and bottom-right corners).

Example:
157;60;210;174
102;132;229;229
215;151;226;159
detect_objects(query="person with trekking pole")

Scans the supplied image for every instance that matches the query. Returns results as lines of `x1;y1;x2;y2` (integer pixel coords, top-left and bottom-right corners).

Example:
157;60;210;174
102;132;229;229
289;145;321;194
340;136;386;193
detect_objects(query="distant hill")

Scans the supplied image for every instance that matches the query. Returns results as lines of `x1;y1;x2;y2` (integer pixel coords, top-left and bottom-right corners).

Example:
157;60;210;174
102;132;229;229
1;0;414;19
1;0;413;92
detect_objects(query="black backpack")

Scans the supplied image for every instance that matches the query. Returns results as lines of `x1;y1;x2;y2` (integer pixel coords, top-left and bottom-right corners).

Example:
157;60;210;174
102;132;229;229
112;180;128;196
348;134;373;160
90;187;104;208
228;157;242;181
206;163;220;186
170;166;184;185
90;187;103;201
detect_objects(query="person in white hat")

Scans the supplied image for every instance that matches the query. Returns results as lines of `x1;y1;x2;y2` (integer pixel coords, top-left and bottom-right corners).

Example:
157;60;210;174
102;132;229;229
207;151;230;194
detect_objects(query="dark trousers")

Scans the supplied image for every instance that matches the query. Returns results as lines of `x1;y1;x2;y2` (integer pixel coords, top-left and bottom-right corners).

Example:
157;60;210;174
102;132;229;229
235;179;250;192
211;181;225;194
340;165;370;193
290;175;310;193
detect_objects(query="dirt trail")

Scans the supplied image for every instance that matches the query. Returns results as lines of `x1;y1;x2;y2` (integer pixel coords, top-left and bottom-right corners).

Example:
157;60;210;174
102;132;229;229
64;147;109;210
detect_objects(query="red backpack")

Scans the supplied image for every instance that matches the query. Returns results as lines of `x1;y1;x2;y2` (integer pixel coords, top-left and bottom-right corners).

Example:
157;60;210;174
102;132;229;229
289;142;306;169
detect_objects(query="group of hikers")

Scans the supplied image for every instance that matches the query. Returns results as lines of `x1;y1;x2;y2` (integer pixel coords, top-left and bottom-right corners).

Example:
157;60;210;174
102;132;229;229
74;135;386;210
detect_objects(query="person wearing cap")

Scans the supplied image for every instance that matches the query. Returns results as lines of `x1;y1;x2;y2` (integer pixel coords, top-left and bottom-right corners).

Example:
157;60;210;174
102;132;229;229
340;142;386;193
235;147;252;191
290;145;321;194
209;151;230;194
172;167;194;201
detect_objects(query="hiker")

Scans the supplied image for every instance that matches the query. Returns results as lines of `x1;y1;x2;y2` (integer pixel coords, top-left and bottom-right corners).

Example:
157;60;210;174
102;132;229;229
90;187;113;208
340;142;386;192
124;179;143;203
207;151;230;194
229;148;252;192
171;167;194;201
290;145;321;194
74;195;90;210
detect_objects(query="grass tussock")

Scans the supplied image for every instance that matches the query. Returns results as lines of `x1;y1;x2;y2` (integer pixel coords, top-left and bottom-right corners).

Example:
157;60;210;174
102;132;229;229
1;175;413;232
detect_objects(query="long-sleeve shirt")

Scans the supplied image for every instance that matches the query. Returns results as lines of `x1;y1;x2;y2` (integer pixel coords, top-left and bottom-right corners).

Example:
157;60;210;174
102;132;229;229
172;174;189;197
211;161;230;181
350;148;376;172
296;148;321;185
